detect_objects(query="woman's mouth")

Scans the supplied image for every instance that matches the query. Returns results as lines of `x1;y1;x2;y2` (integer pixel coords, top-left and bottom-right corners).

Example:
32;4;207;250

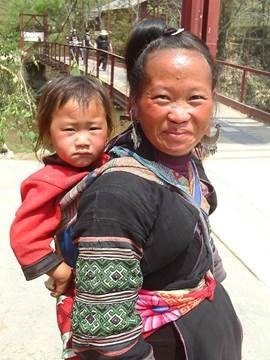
165;129;190;137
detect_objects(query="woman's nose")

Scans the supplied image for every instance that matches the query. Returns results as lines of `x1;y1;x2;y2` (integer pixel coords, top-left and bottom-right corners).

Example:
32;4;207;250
168;104;191;123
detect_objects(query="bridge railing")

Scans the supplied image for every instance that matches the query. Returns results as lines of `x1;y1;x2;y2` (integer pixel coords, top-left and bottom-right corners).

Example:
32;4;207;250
216;60;270;122
35;42;270;122
36;42;129;108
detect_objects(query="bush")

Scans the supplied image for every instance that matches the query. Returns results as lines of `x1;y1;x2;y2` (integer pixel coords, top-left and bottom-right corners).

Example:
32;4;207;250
0;44;37;151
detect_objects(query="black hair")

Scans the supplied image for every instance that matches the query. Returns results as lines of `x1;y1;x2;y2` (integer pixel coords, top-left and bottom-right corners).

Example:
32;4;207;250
125;18;217;101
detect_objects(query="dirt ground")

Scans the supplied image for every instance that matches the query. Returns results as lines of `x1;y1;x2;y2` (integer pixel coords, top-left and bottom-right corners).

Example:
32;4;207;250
13;152;36;160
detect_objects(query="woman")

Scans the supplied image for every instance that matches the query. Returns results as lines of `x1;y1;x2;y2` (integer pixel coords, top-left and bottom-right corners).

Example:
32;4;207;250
71;19;242;359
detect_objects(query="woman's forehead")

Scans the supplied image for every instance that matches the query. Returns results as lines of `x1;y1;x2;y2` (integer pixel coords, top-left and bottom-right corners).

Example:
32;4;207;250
144;49;212;82
146;48;208;67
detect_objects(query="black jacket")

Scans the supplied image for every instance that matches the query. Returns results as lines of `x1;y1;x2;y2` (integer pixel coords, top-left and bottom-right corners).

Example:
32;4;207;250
72;127;242;359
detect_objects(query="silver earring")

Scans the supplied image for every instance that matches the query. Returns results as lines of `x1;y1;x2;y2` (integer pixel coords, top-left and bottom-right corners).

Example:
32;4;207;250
130;111;141;149
195;123;221;159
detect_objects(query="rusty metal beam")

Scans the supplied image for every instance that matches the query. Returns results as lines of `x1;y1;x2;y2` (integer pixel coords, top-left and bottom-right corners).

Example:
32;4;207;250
202;0;221;58
181;0;204;37
19;12;48;53
19;12;24;50
181;0;221;58
43;13;49;56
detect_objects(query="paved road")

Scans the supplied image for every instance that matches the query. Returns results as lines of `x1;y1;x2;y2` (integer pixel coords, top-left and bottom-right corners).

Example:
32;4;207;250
0;160;61;359
1;103;270;359
205;103;270;288
205;103;270;360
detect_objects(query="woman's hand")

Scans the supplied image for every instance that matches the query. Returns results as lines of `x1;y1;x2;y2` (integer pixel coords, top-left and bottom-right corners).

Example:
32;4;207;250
46;262;73;297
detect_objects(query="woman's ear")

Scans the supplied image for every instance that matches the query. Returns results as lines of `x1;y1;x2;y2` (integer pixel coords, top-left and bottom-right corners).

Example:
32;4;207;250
129;98;139;121
131;107;139;122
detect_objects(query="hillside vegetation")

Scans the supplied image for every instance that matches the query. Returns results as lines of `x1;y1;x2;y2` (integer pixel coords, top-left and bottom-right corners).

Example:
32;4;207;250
0;1;8;21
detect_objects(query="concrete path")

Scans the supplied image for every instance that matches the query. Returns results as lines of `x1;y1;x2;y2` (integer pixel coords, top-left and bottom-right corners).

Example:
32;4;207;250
1;103;270;359
0;160;61;359
204;103;270;360
205;103;270;287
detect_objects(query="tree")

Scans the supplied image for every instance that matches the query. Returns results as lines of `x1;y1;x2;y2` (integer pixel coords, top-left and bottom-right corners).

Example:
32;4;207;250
217;0;270;70
217;0;270;112
0;45;37;151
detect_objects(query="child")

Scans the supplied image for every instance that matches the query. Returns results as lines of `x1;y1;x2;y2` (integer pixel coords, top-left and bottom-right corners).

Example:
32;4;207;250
10;75;113;359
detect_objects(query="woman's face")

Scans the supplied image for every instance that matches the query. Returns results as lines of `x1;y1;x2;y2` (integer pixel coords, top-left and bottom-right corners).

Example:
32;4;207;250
135;49;214;156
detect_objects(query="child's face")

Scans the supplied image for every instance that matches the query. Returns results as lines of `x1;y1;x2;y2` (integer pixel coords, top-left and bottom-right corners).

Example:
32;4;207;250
49;98;108;168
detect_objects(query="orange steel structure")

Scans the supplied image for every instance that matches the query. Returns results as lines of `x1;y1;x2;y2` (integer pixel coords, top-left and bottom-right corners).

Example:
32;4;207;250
19;12;48;53
19;2;221;58
21;2;270;122
181;0;221;58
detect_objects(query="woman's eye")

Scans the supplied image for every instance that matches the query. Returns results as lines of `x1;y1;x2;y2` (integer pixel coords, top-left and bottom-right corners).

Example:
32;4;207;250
190;95;204;100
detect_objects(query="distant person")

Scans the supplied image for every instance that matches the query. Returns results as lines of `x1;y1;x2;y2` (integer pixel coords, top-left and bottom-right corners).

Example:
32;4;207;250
9;75;113;360
95;29;112;71
68;29;82;62
82;29;94;65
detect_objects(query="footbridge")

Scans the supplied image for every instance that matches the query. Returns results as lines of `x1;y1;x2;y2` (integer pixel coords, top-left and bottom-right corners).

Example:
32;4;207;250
19;6;270;123
32;42;270;123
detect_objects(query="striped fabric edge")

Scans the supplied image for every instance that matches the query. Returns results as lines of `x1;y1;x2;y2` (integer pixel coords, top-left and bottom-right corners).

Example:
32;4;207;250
78;249;141;261
73;338;139;358
75;290;138;304
74;236;143;257
102;166;164;186
75;236;143;253
72;324;142;347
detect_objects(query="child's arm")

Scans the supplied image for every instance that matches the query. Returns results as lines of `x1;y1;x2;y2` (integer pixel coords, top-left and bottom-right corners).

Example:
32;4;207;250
10;165;89;280
10;175;67;279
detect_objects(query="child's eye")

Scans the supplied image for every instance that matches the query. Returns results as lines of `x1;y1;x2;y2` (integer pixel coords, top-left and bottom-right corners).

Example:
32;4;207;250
89;126;101;131
63;128;75;132
155;94;169;100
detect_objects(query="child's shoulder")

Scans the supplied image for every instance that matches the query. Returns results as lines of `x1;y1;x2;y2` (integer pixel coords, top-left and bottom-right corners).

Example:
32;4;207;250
22;164;87;190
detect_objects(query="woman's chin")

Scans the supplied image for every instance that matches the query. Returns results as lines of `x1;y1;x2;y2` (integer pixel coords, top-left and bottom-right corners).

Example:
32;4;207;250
159;143;193;157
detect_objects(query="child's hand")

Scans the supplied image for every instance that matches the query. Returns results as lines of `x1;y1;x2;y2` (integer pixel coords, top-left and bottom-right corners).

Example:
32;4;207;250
44;276;56;291
46;262;73;297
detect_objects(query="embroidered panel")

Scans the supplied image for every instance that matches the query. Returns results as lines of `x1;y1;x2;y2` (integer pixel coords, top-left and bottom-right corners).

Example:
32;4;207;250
72;299;142;338
76;257;142;293
72;243;143;350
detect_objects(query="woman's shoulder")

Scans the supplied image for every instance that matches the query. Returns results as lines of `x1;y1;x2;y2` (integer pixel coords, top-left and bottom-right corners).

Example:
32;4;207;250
76;171;163;242
82;169;197;218
87;170;162;201
79;170;171;224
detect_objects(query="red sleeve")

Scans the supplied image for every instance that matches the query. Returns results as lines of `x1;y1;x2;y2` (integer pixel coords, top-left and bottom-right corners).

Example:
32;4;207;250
10;177;64;266
10;166;88;268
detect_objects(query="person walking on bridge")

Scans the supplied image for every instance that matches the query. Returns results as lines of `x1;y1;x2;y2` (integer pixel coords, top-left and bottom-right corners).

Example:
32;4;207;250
82;29;94;65
68;29;82;63
95;29;112;71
